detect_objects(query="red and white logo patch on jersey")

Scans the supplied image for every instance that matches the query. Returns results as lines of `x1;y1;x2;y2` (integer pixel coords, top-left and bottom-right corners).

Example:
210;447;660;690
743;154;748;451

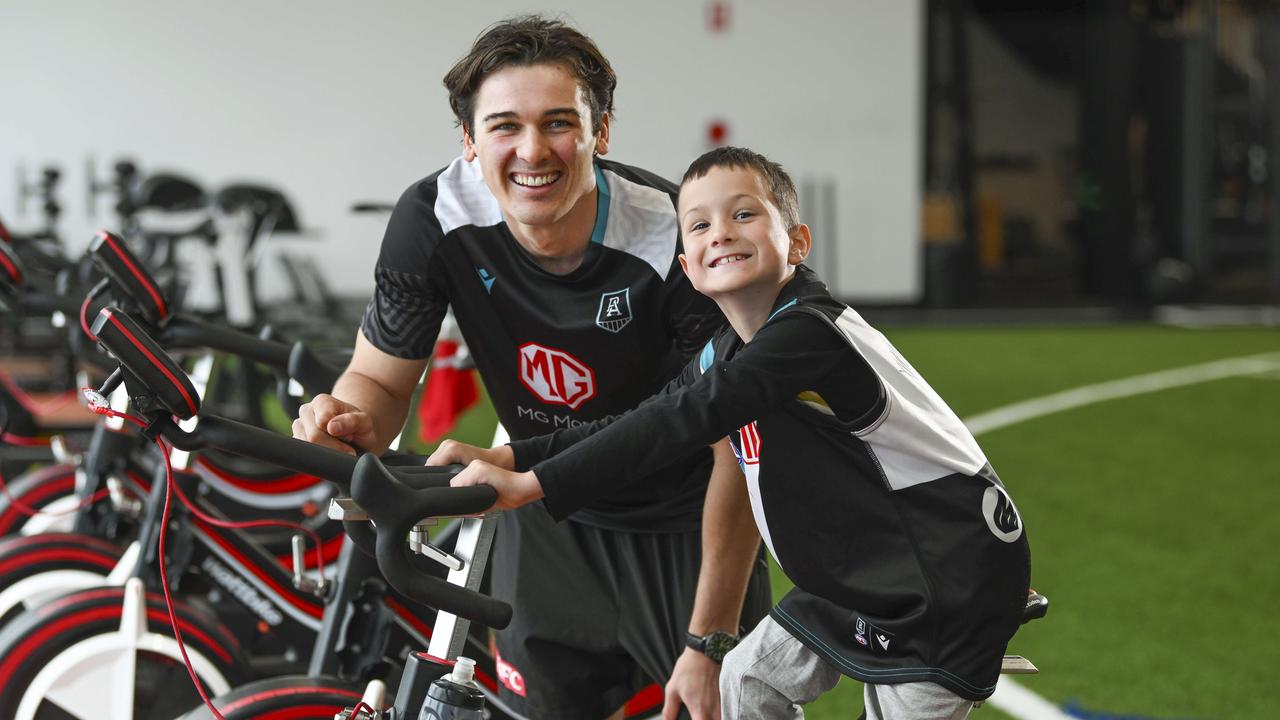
518;342;597;410
735;421;761;465
494;649;527;697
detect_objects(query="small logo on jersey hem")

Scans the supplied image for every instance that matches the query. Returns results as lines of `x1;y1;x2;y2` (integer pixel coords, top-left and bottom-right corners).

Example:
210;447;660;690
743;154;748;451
983;484;1023;543
596;288;632;333
477;267;496;294
854;616;896;655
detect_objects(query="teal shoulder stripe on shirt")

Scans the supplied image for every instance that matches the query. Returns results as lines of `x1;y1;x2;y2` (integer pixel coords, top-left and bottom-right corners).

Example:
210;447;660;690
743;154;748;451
698;340;715;374
768;298;798;321
590;164;611;244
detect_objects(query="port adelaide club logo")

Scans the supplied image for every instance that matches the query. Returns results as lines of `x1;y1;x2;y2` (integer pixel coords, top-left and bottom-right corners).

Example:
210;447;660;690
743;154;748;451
596;288;632;333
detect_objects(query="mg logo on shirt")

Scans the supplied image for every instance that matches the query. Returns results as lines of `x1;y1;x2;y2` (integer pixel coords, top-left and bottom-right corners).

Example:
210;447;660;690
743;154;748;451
518;343;597;409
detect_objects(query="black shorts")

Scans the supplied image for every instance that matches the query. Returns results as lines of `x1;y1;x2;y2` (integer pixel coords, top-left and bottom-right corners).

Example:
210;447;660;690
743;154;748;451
489;503;772;719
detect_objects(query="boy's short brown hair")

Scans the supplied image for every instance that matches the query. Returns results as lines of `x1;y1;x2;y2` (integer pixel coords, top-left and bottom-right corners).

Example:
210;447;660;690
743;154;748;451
681;146;801;230
443;15;617;137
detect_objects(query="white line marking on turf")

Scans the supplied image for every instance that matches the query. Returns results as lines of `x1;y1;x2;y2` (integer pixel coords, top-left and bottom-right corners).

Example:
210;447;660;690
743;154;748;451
965;351;1280;720
964;352;1280;436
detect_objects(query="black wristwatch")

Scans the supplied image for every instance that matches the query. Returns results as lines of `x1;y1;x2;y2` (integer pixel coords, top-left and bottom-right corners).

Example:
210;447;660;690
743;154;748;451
685;631;740;663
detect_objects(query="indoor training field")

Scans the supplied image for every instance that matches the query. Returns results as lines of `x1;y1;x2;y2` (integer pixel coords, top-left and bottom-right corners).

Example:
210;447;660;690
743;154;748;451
428;322;1279;720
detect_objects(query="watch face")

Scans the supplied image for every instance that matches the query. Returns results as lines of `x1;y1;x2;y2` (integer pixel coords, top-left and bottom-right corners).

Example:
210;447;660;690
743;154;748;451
703;632;739;662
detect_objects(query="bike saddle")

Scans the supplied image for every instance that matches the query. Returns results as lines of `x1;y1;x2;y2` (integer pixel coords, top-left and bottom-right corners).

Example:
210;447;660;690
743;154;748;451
132;172;207;213
216;183;301;236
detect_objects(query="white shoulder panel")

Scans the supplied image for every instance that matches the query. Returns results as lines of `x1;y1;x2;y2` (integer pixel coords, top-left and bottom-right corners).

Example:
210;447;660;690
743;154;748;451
833;308;988;490
435;157;504;235
599;169;678;280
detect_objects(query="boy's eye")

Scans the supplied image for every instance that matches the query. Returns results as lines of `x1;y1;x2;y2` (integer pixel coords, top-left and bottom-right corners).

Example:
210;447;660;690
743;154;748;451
688;220;709;232
734;210;755;220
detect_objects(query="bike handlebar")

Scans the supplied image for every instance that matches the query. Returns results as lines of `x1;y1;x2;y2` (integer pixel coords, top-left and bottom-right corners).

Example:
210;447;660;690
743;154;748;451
88;230;170;324
94;306;511;629
351;454;512;630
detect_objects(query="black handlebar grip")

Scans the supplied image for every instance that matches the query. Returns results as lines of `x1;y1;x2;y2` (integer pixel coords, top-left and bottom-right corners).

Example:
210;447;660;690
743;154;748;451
0;240;24;289
350;454;511;629
342;519;378;558
91;306;200;419
88;230;170;324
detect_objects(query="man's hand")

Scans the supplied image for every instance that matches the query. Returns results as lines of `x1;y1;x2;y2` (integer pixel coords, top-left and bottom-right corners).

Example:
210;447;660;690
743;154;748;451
427;439;515;470
292;393;376;455
449;460;544;511
663;648;722;720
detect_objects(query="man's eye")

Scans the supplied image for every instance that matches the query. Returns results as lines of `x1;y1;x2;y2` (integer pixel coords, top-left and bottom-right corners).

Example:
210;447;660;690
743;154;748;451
548;119;572;129
491;123;517;132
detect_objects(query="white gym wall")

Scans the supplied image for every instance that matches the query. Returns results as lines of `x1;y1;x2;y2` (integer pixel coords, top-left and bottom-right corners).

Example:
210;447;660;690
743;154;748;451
0;0;922;303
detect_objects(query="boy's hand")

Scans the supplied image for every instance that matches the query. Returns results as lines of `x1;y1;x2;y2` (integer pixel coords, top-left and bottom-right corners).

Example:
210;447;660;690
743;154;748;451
293;394;376;455
449;461;544;511
426;439;515;470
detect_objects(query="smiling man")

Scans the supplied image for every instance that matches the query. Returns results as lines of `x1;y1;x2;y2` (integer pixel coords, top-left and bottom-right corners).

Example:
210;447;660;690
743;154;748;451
292;16;770;720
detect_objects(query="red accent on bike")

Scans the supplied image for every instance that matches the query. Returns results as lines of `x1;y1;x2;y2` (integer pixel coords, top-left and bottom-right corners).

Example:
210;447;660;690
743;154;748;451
384;595;433;641
0;469;75;533
0;248;20;284
195;455;324;494
253;704;355;719
0;603;233;690
0;432;51;446
0;547;117;576
275;531;343;571
99;231;169;319
102;309;197;416
218;686;362;715
195;518;325;619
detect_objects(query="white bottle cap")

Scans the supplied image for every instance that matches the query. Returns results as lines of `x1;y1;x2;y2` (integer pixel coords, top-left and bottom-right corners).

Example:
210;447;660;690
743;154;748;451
451;656;476;684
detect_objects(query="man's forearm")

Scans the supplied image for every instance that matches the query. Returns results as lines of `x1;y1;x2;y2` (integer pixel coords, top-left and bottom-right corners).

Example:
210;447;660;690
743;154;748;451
687;439;760;636
330;369;416;453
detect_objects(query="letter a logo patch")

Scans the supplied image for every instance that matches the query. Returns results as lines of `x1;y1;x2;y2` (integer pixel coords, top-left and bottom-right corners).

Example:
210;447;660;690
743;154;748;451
596;288;632;333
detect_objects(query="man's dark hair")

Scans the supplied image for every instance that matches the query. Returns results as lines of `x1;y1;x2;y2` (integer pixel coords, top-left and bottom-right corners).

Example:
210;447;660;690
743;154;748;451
443;15;617;137
681;146;802;230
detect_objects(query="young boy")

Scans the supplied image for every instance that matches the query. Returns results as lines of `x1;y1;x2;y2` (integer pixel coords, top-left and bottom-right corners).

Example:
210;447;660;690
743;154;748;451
438;147;1032;719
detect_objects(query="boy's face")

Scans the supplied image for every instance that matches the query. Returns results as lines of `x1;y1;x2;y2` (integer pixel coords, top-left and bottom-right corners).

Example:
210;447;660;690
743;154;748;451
463;63;610;236
677;166;809;301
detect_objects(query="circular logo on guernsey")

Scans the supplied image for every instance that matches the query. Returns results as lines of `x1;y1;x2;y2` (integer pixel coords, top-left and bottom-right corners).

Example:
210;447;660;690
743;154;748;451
982;485;1023;543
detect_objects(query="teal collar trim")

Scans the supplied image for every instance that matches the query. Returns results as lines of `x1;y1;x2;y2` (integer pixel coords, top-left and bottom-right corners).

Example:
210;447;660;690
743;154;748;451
590;163;610;245
768;298;798;321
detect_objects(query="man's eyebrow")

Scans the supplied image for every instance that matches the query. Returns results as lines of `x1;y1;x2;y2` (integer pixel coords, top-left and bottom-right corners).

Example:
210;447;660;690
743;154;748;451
480;108;580;124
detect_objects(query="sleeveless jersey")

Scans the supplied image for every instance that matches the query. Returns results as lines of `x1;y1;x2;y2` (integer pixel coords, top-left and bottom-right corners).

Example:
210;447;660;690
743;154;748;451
514;267;1031;699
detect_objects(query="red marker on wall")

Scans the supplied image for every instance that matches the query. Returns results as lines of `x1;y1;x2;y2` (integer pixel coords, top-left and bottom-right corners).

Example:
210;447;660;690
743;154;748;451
708;1;730;32
707;120;729;147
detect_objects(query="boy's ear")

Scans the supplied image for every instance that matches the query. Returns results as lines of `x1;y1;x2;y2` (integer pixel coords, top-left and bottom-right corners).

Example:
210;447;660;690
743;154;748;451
677;253;689;275
788;224;812;266
462;128;477;162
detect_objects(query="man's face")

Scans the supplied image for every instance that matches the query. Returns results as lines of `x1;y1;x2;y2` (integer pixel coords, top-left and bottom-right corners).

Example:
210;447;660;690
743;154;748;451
463;63;609;234
678;166;806;300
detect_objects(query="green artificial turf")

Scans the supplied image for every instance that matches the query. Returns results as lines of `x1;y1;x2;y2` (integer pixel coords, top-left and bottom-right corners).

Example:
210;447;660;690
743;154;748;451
400;324;1280;719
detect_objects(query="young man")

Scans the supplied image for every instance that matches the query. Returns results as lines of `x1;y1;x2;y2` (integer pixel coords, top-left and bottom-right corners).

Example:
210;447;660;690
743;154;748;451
292;17;770;720
443;147;1033;719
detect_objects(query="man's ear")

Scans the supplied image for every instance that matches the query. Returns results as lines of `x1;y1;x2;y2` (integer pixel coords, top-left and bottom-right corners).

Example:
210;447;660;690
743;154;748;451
594;113;611;156
788;224;812;265
462;128;477;162
677;253;689;276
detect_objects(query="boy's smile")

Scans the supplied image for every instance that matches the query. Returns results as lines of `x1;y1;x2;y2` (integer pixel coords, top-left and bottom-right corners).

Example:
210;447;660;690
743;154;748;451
678;166;809;308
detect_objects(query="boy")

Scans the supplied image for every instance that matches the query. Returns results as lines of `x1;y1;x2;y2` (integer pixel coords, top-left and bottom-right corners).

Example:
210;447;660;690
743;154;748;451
438;147;1032;718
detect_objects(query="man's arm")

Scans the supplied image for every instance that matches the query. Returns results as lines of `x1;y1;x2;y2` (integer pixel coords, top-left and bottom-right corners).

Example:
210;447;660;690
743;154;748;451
293;331;429;455
664;438;761;720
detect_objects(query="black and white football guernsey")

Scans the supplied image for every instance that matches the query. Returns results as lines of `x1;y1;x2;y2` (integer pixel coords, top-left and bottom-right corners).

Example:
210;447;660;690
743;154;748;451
362;156;723;532
510;266;1032;700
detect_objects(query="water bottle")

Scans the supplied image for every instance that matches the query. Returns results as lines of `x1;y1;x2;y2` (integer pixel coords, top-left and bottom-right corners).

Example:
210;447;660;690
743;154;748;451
418;656;486;720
